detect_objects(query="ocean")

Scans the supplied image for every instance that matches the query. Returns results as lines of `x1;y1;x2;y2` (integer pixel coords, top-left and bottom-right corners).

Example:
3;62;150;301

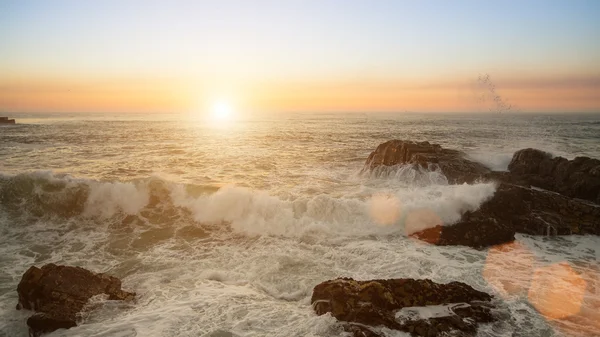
1;112;599;337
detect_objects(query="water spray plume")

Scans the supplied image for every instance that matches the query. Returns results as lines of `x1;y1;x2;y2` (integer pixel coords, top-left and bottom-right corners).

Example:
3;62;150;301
476;73;519;113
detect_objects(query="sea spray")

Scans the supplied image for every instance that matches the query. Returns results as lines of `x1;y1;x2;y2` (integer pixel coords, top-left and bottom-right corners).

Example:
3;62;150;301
1;170;497;239
1;113;599;337
476;73;519;113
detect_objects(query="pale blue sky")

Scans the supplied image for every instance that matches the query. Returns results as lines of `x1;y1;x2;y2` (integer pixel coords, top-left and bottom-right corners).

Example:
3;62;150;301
2;0;599;78
1;0;599;112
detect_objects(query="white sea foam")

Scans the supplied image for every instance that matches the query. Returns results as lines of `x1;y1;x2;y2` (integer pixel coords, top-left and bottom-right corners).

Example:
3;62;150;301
2;113;600;337
3;169;496;237
362;164;449;186
84;181;150;218
169;182;496;237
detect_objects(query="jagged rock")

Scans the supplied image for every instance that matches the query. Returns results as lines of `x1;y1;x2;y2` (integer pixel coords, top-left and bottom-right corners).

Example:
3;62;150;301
489;183;600;236
364;140;491;184
412;182;600;247
507;148;600;204
311;278;495;337
16;264;135;337
364;141;600;248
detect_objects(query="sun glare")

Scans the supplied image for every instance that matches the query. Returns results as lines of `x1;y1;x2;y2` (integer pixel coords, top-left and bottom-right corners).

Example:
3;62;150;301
210;101;234;121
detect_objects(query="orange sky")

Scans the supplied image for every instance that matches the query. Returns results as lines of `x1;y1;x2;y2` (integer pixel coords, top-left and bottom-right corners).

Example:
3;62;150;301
2;75;598;114
1;1;599;114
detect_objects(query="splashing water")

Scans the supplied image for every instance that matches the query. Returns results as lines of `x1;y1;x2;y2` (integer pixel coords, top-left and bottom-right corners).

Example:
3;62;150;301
0;112;599;336
476;73;519;114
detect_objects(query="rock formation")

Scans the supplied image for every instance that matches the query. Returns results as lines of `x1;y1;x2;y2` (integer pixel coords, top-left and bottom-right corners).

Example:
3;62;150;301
364;140;600;248
507;148;600;204
311;278;496;337
16;263;135;337
365;140;491;184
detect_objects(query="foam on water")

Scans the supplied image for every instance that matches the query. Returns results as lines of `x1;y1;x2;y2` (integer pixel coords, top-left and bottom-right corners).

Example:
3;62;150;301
1;113;599;337
84;181;150;218
170;182;496;237
0;170;496;239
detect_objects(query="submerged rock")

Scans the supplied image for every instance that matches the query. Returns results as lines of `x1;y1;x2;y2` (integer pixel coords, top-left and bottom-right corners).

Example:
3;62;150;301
16;263;135;337
364;140;491;184
507;148;600;204
311;278;495;337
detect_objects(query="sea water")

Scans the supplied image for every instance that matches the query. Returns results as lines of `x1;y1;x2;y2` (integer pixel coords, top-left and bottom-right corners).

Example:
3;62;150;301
0;112;599;336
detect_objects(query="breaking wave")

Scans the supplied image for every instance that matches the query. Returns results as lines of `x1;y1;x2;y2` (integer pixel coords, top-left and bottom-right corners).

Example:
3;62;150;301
0;170;497;238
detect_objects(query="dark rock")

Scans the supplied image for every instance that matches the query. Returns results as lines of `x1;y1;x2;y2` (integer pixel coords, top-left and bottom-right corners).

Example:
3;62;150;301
363;141;600;247
477;182;600;236
507;148;553;175
364;140;491;184
26;313;76;336
311;278;495;337
16;263;135;337
411;217;516;249
412;182;600;247
507;148;600;204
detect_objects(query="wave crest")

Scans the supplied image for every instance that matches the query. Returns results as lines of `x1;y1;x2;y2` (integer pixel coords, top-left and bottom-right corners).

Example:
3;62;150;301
0;171;497;238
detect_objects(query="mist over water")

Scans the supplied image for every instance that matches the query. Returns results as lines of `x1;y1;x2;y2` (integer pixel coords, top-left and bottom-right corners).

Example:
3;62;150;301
1;112;599;336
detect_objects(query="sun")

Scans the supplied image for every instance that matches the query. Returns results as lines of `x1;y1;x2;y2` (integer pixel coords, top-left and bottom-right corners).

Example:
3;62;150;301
210;100;234;121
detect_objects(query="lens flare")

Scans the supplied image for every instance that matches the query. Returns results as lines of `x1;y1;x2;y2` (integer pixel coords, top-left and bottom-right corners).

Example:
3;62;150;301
483;241;535;297
528;262;587;320
369;193;401;226
404;208;443;237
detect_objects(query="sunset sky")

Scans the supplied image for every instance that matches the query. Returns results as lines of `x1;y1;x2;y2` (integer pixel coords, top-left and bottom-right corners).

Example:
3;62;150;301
1;0;599;114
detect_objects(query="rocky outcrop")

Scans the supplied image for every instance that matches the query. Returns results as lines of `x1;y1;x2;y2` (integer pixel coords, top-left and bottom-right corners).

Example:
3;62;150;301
470;183;600;236
507;148;600;204
365;140;491;184
364;141;600;248
311;278;495;337
16;264;135;337
411;182;600;248
0;116;16;124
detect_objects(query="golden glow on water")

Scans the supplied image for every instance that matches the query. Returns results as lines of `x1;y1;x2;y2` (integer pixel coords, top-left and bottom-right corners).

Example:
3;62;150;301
0;113;599;336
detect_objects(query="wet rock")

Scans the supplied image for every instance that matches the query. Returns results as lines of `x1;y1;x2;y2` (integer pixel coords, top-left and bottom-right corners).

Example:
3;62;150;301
26;313;76;336
466;182;600;236
508;148;600;204
412;182;600;247
16;263;135;337
311;278;495;337
411;217;515;249
364;140;491;184
364;141;600;247
507;148;553;175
